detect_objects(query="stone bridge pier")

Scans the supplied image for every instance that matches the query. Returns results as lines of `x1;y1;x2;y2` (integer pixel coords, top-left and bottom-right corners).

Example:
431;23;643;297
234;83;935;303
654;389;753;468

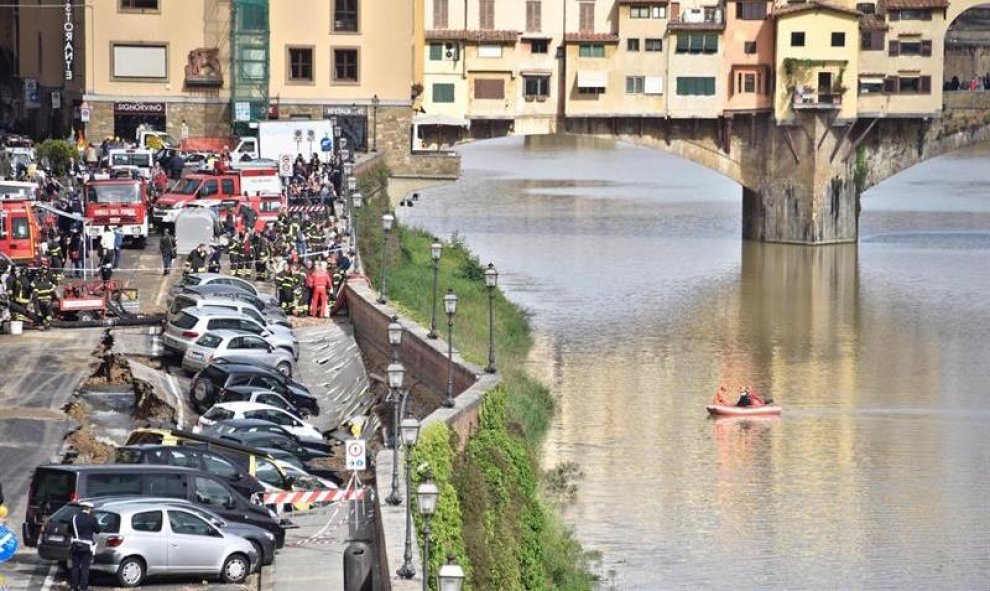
564;108;990;244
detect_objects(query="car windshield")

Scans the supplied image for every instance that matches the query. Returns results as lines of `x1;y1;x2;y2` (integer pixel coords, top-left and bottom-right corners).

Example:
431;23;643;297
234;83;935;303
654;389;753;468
110;153;151;168
203;407;235;422
175;178;202;195
172;312;198;330
86;183;141;204
49;505;121;534
29;469;75;505
195;333;223;348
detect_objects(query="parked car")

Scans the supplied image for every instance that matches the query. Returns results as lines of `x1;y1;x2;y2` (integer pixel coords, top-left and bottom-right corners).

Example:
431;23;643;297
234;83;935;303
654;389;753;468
195;402;324;442
218;385;308;418
22;464;283;548
113;443;265;499
189;362;318;417
163;306;298;358
183;330;295;376
207;424;332;463
168;285;289;326
172;273;277;307
37;499;257;586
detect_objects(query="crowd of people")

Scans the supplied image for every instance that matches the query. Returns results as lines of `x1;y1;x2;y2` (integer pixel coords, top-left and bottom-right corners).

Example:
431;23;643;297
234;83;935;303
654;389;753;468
945;74;990;91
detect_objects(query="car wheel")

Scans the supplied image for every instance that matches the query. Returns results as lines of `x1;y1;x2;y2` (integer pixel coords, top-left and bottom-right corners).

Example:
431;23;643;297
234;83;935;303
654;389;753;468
221;553;250;584
249;540;264;572
298;407;312;420
276;361;292;377
116;556;146;587
77;311;96;322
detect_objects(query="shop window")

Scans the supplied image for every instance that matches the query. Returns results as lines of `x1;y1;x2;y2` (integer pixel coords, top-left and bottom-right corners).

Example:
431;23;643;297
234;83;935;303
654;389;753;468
288;47;314;82
676;77;715;96
791;31;806;47
433;83;455;103
333;48;359;82
333;0;358;32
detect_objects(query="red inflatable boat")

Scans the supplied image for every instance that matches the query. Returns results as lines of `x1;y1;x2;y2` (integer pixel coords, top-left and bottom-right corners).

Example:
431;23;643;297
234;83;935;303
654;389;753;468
706;404;782;417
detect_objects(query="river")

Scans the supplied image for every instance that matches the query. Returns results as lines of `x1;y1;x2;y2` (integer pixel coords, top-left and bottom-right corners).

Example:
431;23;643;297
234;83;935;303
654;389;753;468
398;135;990;589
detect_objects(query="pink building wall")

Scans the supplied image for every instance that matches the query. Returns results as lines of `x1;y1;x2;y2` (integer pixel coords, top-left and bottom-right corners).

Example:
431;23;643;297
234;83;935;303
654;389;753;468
723;0;775;112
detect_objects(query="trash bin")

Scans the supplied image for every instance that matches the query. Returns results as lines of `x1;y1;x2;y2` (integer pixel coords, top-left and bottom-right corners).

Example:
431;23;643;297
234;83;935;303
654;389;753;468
343;541;372;591
9;320;23;335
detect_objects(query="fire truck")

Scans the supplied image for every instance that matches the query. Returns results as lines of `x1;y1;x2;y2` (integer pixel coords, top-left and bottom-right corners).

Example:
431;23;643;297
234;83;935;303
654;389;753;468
0;193;42;264
83;179;150;248
152;164;283;230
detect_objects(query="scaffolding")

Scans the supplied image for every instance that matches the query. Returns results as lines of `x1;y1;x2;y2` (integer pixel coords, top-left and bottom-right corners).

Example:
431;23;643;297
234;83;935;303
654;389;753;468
231;0;270;132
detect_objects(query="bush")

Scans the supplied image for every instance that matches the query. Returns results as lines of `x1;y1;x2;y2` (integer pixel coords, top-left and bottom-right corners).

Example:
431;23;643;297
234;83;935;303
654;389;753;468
35;139;76;176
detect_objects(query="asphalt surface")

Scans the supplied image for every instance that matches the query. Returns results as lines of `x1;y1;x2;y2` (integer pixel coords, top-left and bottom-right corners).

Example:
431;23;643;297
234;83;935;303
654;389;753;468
0;235;376;590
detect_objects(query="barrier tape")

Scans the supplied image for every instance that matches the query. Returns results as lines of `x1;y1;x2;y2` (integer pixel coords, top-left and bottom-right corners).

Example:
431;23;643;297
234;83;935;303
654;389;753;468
260;487;364;506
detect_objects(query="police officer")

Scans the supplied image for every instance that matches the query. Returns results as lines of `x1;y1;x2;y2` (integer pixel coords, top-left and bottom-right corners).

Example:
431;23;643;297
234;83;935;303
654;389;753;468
69;501;101;591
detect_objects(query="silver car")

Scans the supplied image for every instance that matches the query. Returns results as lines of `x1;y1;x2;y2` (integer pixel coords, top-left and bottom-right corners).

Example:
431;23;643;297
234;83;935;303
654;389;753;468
172;272;278;307
163;305;299;358
38;499;257;587
183;330;296;376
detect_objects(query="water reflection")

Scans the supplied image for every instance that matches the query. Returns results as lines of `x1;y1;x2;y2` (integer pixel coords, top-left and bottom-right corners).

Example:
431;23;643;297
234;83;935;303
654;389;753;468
401;136;990;589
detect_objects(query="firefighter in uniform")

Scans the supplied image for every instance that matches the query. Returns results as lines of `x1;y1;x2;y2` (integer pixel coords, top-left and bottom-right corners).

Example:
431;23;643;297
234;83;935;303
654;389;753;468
12;269;33;322
292;263;309;316
239;231;253;278
228;232;244;277
184;244;209;275
47;237;64;284
33;270;56;329
275;208;289;233
276;265;295;313
254;233;271;280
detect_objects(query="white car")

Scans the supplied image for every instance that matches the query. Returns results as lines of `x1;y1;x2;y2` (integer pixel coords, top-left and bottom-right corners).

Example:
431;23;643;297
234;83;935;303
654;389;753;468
194;401;324;442
174;273;278;307
164;305;298;358
182;330;296;376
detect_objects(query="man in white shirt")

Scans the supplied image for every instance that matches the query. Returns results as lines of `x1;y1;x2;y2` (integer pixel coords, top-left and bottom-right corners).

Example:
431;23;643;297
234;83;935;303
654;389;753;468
99;226;114;261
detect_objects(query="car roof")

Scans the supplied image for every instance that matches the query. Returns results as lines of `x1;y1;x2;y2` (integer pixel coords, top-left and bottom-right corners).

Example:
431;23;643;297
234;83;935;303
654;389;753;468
212;401;284;412
197;329;259;341
213;418;288;429
179;306;256;320
37;464;201;473
207;362;273;375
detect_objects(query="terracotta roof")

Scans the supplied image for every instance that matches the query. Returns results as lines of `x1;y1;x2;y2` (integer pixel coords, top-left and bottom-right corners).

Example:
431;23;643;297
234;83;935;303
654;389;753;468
773;1;860;18
563;32;621;43
667;20;727;31
880;0;947;9
424;29;520;43
616;0;668;4
859;14;889;30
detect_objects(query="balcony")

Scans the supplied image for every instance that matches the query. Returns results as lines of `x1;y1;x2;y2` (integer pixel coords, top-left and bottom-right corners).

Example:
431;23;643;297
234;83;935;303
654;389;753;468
667;7;725;31
792;88;843;110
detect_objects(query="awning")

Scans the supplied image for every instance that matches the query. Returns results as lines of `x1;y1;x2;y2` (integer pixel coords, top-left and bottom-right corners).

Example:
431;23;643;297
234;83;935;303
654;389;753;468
577;71;608;89
859;76;884;84
412;114;471;128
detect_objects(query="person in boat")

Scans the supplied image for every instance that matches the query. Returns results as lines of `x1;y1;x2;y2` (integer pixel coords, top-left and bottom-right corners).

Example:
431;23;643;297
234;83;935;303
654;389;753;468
736;387;752;407
712;385;730;406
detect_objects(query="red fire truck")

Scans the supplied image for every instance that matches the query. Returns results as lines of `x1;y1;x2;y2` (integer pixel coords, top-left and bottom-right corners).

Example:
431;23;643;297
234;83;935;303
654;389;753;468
0;194;42;264
83;179;150;248
152;165;283;229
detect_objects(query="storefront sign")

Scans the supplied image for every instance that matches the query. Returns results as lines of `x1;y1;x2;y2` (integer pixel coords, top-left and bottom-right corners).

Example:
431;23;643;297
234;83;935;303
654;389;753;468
113;102;166;116
323;105;366;117
79;102;91;122
51;91;62;110
24;79;40;109
64;1;74;81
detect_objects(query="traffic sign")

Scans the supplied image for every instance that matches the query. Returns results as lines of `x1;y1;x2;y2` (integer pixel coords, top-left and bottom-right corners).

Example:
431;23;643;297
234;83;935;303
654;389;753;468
278;154;293;177
320;136;333;152
0;524;18;563
345;439;367;471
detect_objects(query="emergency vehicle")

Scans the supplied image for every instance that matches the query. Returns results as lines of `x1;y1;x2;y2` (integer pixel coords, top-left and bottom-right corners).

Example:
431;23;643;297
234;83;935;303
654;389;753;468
107;148;154;179
83;179;151;247
0;193;42;264
152;165;283;229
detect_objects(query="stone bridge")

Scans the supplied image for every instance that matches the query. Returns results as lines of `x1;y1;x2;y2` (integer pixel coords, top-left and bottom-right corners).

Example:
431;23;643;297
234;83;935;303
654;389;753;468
563;94;990;244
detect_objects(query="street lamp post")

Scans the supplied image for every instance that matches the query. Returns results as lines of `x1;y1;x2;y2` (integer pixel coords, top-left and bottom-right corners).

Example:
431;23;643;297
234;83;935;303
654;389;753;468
427;242;442;339
416;481;440;591
388;314;403;362
351;190;363;272
385;361;405;505
484;263;498;373
442;289;458;408
396;417;421;579
438;558;466;591
371;94;380;152
377;213;395;304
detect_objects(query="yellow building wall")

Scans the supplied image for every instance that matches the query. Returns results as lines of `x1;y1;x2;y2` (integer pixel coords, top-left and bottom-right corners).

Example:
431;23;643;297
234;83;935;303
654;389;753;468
85;0;231;98
858;15;943;117
614;5;669;115
774;11;859;122
268;0;412;104
565;43;618;116
667;37;725;118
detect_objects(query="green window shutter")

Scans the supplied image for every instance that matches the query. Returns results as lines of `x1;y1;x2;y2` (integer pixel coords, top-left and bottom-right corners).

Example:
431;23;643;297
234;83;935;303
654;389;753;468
705;77;715;95
433;83;455;103
676;35;688;52
429;43;443;60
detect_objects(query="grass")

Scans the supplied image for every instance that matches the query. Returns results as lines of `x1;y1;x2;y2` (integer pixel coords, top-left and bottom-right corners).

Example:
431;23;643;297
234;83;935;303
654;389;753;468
355;163;596;589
